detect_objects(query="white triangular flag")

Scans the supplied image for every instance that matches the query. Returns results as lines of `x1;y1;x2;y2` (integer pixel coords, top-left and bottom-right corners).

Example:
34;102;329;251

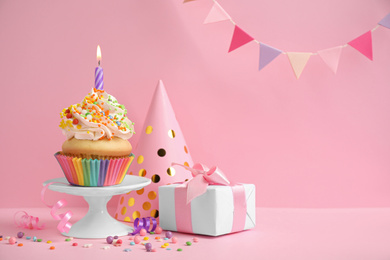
286;52;312;79
317;46;343;74
204;2;231;24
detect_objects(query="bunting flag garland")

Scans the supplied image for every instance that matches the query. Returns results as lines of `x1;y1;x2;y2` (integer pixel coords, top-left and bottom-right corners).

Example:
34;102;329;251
347;31;373;60
378;13;390;28
204;2;231;24
183;0;390;79
317;46;343;74
286;52;312;79
229;25;254;52
259;43;282;71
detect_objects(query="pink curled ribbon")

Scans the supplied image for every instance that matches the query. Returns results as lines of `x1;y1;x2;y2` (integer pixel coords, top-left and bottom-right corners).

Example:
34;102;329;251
172;163;230;203
14;211;45;230
131;217;157;235
40;182;73;233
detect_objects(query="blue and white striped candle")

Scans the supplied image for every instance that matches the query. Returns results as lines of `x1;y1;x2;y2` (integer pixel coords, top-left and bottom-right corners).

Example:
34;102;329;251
95;45;104;90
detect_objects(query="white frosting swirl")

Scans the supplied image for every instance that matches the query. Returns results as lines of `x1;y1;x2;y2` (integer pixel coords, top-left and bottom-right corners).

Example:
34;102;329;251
59;89;135;141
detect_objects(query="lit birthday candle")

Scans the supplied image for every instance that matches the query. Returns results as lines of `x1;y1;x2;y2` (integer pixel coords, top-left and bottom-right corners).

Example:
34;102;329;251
95;45;104;90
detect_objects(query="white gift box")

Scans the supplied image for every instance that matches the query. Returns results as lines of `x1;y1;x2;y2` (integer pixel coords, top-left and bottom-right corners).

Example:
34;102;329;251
159;183;256;236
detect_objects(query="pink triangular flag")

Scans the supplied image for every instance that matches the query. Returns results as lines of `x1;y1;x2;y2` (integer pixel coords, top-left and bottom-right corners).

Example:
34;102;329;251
228;25;254;52
259;43;282;71
286;52;312;79
347;31;373;60
114;80;193;223
378;13;390;28
204;2;231;24
317;46;343;74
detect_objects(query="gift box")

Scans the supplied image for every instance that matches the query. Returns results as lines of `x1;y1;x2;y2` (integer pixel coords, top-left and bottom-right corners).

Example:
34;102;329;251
159;163;256;236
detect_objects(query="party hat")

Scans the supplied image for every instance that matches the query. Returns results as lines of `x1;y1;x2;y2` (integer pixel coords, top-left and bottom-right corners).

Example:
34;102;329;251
115;80;193;222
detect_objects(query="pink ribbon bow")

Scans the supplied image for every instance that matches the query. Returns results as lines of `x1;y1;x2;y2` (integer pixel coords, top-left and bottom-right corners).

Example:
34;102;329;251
172;163;230;203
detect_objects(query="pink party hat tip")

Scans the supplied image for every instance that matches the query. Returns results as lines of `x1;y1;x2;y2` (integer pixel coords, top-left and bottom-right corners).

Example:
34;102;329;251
114;80;193;223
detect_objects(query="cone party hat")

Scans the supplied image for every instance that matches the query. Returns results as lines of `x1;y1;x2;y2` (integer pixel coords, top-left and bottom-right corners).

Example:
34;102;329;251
115;80;193;222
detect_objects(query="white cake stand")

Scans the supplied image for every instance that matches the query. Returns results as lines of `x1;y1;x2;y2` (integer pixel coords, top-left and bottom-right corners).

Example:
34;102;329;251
42;175;151;239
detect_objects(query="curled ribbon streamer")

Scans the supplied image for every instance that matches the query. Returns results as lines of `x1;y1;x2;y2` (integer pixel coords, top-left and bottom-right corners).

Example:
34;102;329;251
131;217;157;235
41;182;73;233
14;211;45;230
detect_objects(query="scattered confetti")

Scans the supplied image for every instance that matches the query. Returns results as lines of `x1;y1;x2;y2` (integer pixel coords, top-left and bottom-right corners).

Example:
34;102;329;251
155;226;162;234
1;227;201;254
145;243;152;252
8;237;16;245
134;236;141;244
140;229;147;236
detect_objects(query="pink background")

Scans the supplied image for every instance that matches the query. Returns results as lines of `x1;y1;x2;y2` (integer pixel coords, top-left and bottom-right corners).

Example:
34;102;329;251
1;0;390;209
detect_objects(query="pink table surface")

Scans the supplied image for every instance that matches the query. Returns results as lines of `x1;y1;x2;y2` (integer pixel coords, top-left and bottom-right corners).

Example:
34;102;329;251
1;207;390;260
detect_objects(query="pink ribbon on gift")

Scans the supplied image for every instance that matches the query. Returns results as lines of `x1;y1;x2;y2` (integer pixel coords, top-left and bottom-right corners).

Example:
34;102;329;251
41;182;73;233
172;163;247;234
171;163;230;203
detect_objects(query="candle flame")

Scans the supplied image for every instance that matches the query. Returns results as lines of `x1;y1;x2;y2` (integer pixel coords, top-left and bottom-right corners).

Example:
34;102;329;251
97;45;102;64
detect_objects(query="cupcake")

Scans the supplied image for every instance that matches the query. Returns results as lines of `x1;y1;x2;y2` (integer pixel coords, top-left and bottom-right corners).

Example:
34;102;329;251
55;88;135;187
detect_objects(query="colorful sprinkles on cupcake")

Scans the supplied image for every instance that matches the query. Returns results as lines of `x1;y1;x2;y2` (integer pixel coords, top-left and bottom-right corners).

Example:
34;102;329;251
59;88;135;141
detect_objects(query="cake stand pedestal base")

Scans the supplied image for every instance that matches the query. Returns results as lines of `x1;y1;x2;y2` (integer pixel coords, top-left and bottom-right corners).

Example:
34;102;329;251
43;176;151;239
62;195;131;238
